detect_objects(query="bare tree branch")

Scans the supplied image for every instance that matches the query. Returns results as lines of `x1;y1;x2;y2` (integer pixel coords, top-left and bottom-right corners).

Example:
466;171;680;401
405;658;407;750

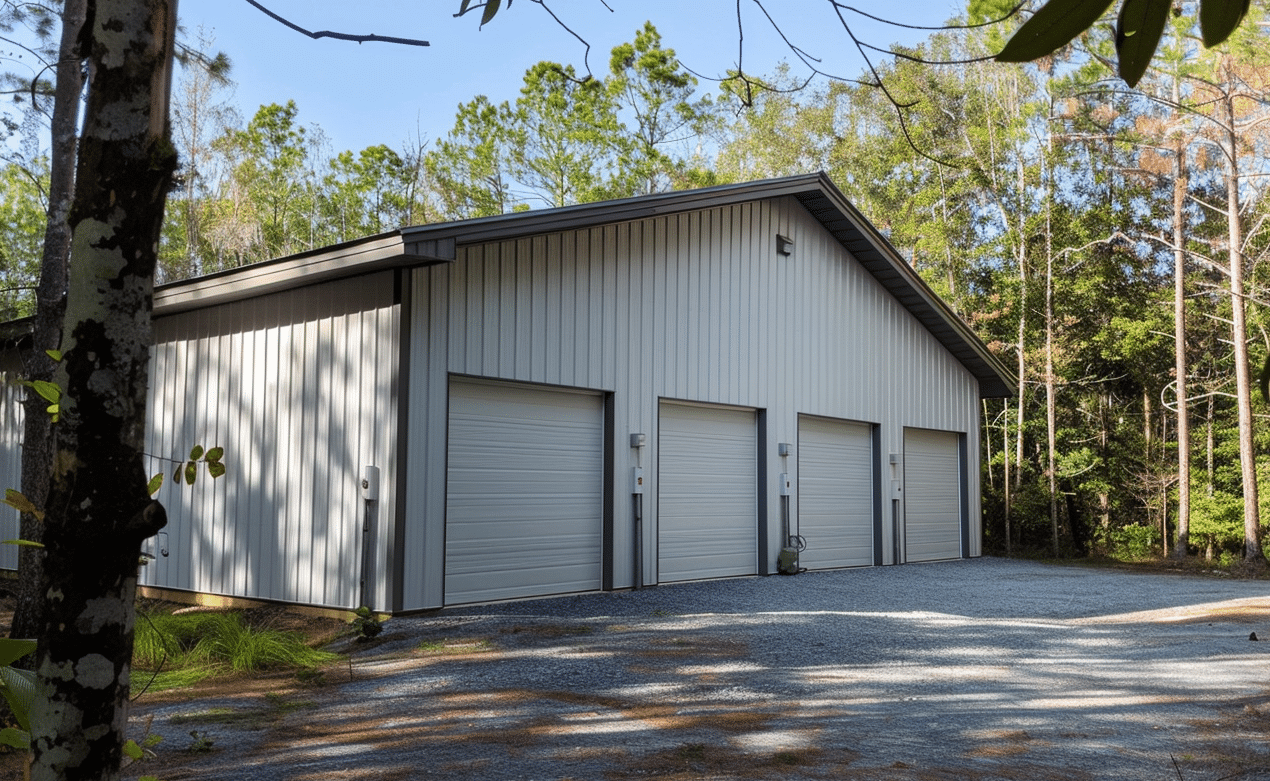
243;0;430;47
831;1;1027;32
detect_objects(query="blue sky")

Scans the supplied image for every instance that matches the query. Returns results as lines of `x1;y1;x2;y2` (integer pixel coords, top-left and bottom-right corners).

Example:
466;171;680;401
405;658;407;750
178;0;973;156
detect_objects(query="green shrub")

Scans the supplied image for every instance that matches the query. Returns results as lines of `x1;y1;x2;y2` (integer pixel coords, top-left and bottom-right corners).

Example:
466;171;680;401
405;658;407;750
1105;523;1160;560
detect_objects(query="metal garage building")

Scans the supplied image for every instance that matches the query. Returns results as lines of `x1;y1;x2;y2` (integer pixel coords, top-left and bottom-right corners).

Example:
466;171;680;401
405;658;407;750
0;173;1012;612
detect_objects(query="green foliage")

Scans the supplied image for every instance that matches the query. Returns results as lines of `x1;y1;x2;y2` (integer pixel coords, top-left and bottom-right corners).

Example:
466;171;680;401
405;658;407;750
133;611;337;677
159;442;227;491
1101;523;1161;560
1189;492;1244;550
351;606;384;641
426;95;518;219
996;0;1251;86
0;160;47;320
0;638;37;750
3;489;43;522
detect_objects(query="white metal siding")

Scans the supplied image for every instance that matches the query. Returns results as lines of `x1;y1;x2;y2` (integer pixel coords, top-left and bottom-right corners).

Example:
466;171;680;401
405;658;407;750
0;360;22;570
403;196;985;609
797;416;873;569
903;427;962;562
444;379;604;604
657;402;757;582
145;272;400;609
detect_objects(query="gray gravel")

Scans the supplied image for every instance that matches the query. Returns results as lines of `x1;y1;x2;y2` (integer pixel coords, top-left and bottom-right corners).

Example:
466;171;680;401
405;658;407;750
128;557;1270;780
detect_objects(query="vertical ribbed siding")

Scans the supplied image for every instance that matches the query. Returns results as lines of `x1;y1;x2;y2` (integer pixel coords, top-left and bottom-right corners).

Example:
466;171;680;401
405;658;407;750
403;196;984;609
0;358;23;570
145;272;399;610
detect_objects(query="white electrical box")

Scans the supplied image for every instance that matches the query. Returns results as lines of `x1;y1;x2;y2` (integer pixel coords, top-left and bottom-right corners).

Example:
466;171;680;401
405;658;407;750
631;466;644;494
890;480;902;500
779;473;792;496
362;465;380;501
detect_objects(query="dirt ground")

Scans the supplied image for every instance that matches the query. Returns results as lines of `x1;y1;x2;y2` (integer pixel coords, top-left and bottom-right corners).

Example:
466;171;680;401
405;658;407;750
2;558;1270;780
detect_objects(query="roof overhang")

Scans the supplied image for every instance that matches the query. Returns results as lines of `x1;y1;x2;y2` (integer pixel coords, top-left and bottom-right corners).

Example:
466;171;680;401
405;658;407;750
152;232;455;316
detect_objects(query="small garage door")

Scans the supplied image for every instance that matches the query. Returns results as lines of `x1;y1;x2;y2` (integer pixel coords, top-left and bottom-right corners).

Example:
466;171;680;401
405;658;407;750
797;416;874;569
903;428;963;562
658;402;757;582
445;379;604;605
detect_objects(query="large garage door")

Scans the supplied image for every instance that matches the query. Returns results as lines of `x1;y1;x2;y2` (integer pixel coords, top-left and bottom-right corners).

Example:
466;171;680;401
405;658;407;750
903;428;963;562
658;402;757;582
445;379;604;605
797;416;874;569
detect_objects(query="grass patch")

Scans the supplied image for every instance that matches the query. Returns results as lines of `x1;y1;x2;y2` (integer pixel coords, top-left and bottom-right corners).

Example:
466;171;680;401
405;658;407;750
417;638;495;656
167;694;314;731
133;610;339;688
134;666;215;693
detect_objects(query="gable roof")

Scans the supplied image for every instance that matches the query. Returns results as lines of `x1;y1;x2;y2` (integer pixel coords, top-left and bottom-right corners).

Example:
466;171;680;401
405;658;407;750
151;172;1013;398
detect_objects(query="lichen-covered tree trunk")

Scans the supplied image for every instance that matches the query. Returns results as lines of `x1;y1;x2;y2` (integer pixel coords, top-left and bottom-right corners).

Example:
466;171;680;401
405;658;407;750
29;1;178;779
11;0;87;646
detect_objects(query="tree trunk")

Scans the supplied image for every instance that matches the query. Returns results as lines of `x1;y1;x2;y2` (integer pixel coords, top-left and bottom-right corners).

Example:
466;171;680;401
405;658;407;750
1222;82;1262;565
1003;406;1011;555
1206;393;1215;497
1044;143;1059;558
11;0;88;645
29;1;178;779
1171;132;1191;559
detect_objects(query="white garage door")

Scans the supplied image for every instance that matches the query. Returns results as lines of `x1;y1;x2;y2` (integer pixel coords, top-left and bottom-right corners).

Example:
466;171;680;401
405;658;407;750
797;416;874;569
445;379;604;605
903;428;963;562
658;402;757;582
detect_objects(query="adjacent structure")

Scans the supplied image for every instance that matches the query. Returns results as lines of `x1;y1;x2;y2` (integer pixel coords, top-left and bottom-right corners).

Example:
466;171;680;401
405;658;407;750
0;173;1012;612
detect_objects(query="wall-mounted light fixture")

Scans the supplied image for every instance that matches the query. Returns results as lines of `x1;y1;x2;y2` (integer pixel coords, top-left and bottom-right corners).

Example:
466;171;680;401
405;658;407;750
776;234;794;256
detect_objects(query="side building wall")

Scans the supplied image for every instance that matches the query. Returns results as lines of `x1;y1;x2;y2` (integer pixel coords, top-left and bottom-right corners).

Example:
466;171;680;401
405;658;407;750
0;350;24;570
401;195;983;610
143;271;401;610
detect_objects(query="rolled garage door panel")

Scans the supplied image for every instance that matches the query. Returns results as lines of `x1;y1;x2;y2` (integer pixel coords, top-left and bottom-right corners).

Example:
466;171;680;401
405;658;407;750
903;427;962;562
445;379;604;604
797;416;874;569
658;402;757;582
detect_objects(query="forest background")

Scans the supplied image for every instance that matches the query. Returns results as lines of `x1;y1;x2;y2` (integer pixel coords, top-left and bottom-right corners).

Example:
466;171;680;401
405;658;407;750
3;1;1268;566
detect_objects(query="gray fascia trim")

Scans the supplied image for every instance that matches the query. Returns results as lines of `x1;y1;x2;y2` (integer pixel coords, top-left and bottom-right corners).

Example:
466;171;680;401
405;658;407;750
398;175;829;248
153;232;455;316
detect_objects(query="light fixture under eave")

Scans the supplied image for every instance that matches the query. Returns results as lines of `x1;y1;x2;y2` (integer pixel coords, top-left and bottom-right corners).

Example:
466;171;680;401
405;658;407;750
776;234;794;256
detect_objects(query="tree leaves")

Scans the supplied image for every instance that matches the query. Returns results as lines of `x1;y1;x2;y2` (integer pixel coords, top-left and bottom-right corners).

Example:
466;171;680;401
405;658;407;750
165;443;227;489
456;0;507;27
1200;0;1251;47
3;489;42;522
1115;0;1172;87
996;0;1117;63
998;0;1253;85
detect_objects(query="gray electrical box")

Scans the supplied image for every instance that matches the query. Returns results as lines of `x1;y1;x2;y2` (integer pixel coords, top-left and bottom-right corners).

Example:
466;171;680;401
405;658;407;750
362;465;380;501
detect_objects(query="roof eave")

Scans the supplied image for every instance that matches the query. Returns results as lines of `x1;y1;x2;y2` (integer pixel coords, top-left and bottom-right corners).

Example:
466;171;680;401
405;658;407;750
152;232;456;316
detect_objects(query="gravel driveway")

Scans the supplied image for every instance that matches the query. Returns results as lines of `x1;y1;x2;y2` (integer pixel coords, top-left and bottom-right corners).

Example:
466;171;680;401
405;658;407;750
130;558;1270;780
